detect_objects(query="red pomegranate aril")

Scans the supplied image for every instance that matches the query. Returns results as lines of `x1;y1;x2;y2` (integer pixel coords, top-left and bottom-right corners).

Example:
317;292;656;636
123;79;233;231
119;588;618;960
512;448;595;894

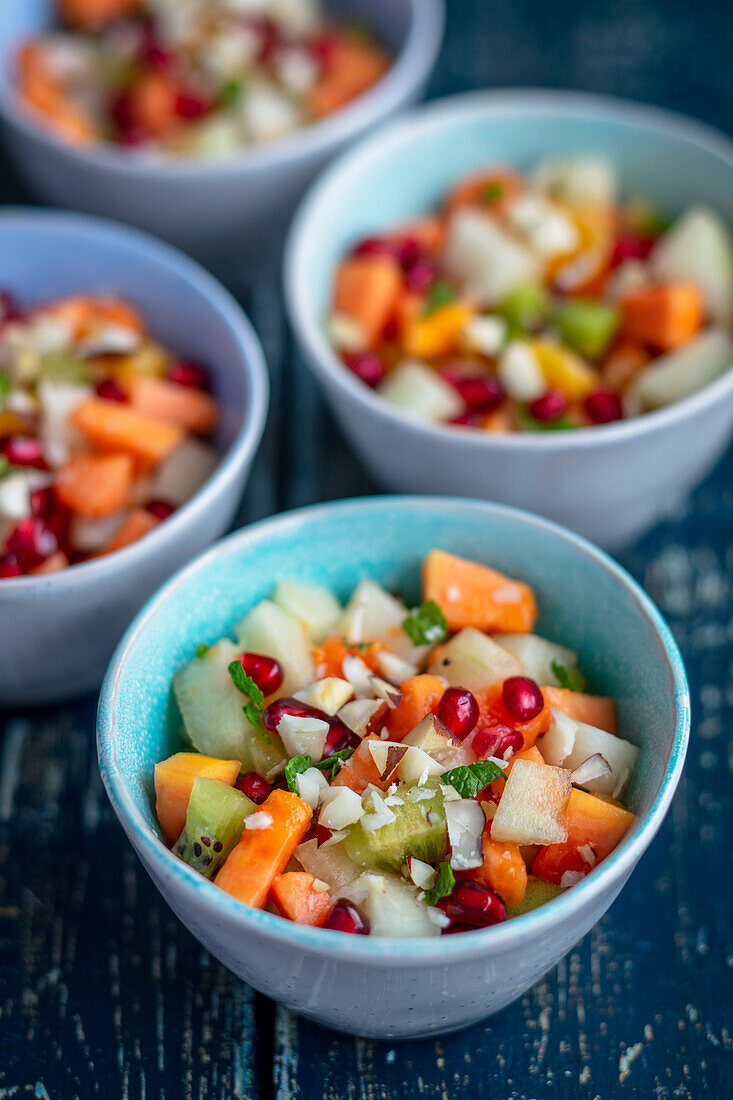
393;236;421;270
239;652;284;696
167;361;210;390
0;553;22;578
176;90;211;119
96;378;127;403
235;772;272;805
6;517;57;567
316;824;333;848
440;882;506;928
0;436;47;469
323;716;360;757
437;687;479;741
529;389;568;422
110;91;135;131
450;411;481;428
455;375;503;412
146;499;176;522
29;486;52;515
585;390;623;424
610;232;654;268
502;676;544;722
405;259;435;293
263;697;327;733
323;900;370;935
494;729;525;761
0;290;21;325
352;236;396;259
308;30;339;64
471;722;517;760
246;15;281;62
344;352;386;388
145;44;177;72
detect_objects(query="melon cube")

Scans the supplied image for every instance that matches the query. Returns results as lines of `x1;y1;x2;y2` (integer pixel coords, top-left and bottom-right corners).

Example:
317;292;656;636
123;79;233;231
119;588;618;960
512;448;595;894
442;208;540;307
651;206;733;325
338;578;428;666
235;599;314;695
147;437;218;507
378;360;464;424
294;837;361;893
272;579;342;643
494;633;581;688
429;627;522;692
491;759;572;845
539;708;579;766
561;721;640;800
340;872;440;937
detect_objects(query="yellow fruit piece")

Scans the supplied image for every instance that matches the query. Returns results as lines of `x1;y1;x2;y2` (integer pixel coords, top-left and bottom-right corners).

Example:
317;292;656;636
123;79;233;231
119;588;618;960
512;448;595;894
110;340;171;381
545;199;615;289
403;303;474;359
530;339;597;400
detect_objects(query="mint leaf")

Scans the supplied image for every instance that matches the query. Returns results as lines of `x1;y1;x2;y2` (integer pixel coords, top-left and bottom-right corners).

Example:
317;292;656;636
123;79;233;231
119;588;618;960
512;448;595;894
442;760;505;799
220;79;244;108
424;861;455;906
228;661;270;743
341;638;371;652
284;754;312;792
0;370;10;403
516;407;576;432
423;279;455;317
551;661;585;692
480;181;504;205
196;643;210;659
314;748;354;779
0;456;10;481
403;600;448;647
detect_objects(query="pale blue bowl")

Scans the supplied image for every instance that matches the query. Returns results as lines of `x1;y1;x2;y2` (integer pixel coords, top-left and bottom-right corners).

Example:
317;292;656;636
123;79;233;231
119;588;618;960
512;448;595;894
97;497;689;1039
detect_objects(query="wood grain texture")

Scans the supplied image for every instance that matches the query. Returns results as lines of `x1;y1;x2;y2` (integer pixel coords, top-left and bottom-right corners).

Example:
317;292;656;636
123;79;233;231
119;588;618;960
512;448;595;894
1;0;733;1095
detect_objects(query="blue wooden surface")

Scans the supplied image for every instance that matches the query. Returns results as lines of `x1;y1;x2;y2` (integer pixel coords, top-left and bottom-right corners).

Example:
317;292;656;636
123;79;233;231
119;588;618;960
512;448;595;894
1;1;733;1096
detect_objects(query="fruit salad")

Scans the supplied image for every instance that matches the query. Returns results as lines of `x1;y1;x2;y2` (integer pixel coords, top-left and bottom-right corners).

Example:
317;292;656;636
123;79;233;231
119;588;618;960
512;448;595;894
328;157;733;431
17;0;390;156
154;550;639;936
0;291;218;577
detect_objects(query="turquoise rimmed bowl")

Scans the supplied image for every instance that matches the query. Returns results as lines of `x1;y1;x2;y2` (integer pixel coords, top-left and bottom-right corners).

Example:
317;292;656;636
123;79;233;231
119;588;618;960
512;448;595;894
97;497;689;1038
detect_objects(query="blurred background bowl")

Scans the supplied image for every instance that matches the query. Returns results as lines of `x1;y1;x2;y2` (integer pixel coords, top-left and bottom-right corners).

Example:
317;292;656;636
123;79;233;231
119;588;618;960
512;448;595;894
0;209;268;706
0;0;444;266
285;90;733;550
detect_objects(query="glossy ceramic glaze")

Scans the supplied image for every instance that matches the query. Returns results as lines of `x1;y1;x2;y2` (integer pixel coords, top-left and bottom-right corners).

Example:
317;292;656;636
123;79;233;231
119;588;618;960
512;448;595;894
0;0;444;262
97;497;689;1038
285;90;733;550
0;210;268;706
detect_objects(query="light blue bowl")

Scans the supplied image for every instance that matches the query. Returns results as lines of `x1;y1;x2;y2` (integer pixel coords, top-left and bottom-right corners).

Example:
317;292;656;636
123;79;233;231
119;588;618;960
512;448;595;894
285;90;733;549
0;209;268;705
98;496;689;1039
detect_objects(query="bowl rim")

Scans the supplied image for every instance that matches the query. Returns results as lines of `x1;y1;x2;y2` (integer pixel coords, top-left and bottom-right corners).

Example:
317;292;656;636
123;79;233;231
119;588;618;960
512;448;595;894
0;206;269;593
97;495;690;961
284;87;733;453
0;0;445;180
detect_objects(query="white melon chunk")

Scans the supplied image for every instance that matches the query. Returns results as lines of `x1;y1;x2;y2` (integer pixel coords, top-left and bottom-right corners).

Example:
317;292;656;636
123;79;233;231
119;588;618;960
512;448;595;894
338;578;428;666
37;379;93;467
490;759;572;845
293;677;354;715
294;837;361;892
70;510;127;553
533;156;617;205
442;208;541;307
497;340;546;402
539;708;579;766
494;633;580;688
340;873;440;937
173;639;285;773
429;627;522;692
272;578;342;643
148;437;218;507
560;720;639;799
445;799;485;870
235;599;314;695
652;206;733;324
624;328;733;413
378;360;464;424
396;745;445;784
0;470;50;522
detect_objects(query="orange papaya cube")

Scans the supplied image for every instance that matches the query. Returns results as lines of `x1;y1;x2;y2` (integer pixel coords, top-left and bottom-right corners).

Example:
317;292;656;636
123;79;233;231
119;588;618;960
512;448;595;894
96;508;158;556
334;255;402;348
55;453;134;518
154;752;241;846
330;735;386;793
445;167;525;218
313;636;383;679
127;376;217;435
30;551;70;575
423;549;537;634
270;872;334;927
532;787;634;884
541;687;617;734
71;399;184;470
307;35;389;118
460;830;527;907
59;0;140;30
620;283;704;351
386;674;446;742
34;294;144;339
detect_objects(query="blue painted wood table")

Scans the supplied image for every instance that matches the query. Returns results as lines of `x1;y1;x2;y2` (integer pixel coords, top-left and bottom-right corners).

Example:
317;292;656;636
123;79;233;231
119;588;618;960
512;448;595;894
1;1;732;1096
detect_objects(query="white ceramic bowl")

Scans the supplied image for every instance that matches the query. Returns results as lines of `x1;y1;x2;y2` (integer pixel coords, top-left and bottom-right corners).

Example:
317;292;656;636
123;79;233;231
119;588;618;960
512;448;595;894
0;0;444;263
98;497;689;1039
0;210;268;706
285;90;733;550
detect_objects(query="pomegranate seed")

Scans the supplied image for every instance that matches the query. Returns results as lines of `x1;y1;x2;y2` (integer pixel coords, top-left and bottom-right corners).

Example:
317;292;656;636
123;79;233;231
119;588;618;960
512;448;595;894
405;259;435;293
323;900;370;935
353;236;396;259
96;378;127;402
110;90;135;131
393;237;421;270
611;233;654;268
235;772;272;805
263;697;327;733
245;15;281;62
450;411;481;428
146;499;176;522
0;436;46;469
454;375;503;413
440;882;506;928
494;729;524;761
529;389;568;422
323;716;360;757
0;553;22;578
437;687;479;741
44;502;70;544
6;517;57;568
585;390;623;424
502;677;544;722
308;31;339;64
316;824;333;847
176;90;210;119
167;361;210;390
344;352;386;388
145;44;176;72
239;652;284;696
0;291;21;325
471;723;518;760
29;487;51;515
119;126;146;147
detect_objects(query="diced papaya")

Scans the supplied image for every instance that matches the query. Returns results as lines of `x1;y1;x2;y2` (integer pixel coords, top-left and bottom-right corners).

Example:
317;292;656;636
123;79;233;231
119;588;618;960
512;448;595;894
403;302;475;359
330;735;386;793
602;340;651;391
476;685;551;752
386;674;446;742
423;549;537;634
481;407;514;433
270;871;334;927
127;71;179;138
30;551;69;575
58;0;140;30
154;752;241;846
445;167;525;217
307;35;389;118
620;283;704;351
461;830;527;907
532;787;634;884
72;400;184;470
215;790;313;909
547;200;615;295
96;508;158;555
334;255;402;348
55;453;134;518
34;294;145;339
127;377;217;435
17;43;97;144
541;687;617;734
313;637;383;679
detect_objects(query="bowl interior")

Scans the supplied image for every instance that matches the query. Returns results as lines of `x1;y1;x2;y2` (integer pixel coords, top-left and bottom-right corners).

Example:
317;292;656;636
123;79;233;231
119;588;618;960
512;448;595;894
0;212;252;453
102;498;687;862
290;91;733;335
